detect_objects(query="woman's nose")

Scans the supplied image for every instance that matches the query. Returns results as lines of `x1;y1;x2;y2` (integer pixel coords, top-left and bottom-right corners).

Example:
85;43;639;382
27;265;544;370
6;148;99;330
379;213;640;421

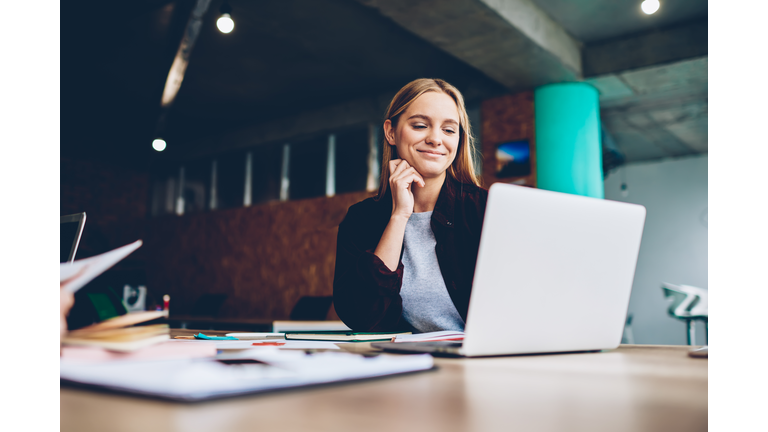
425;129;442;146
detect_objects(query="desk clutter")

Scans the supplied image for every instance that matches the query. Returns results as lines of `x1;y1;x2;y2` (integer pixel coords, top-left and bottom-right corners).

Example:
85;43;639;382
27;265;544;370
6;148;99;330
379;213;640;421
60;347;434;402
60;324;435;402
59;322;458;402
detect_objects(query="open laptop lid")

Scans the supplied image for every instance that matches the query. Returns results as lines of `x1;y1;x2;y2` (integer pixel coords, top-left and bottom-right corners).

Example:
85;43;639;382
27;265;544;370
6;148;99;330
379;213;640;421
462;184;646;357
61;212;86;263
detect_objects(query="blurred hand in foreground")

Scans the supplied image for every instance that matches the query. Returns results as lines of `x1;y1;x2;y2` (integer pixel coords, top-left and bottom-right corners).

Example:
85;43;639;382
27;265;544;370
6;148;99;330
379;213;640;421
61;289;74;341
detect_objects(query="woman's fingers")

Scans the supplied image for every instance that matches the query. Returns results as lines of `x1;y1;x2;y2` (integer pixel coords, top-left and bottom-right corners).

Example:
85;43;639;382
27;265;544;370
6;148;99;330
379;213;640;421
391;167;425;188
389;159;410;179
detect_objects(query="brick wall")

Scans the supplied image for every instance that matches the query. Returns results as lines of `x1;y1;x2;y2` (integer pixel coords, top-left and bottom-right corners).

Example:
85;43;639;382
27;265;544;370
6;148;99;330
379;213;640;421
480;91;537;187
144;191;371;320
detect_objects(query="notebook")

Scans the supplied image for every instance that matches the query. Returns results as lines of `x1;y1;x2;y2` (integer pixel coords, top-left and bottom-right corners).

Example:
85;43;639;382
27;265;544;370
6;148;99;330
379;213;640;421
373;183;646;357
285;331;411;342
272;320;351;332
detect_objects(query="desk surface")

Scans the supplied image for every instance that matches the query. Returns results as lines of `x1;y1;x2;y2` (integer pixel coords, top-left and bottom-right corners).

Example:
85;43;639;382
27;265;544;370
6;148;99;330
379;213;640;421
61;330;707;432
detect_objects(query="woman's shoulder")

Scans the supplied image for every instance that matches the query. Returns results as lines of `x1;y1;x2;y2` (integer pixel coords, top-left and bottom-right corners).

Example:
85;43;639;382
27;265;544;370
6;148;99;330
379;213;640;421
452;179;488;202
462;181;488;196
343;194;390;225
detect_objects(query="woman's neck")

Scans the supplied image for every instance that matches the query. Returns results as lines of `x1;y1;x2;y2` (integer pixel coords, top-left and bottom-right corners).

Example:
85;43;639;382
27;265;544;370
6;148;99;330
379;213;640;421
412;172;445;213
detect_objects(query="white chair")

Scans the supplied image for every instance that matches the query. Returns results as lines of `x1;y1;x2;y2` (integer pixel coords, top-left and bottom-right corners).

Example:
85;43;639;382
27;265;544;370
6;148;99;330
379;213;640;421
661;283;708;345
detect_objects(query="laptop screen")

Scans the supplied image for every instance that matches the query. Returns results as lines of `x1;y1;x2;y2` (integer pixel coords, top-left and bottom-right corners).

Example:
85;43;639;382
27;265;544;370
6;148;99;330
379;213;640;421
60;213;86;263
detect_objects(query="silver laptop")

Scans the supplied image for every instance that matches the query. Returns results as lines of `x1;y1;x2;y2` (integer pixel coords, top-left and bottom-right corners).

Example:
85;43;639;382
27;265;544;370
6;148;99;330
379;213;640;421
373;183;646;357
61;212;86;263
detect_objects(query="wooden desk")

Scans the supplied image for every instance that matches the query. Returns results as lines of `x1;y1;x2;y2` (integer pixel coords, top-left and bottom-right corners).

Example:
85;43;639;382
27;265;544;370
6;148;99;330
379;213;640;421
61;332;707;432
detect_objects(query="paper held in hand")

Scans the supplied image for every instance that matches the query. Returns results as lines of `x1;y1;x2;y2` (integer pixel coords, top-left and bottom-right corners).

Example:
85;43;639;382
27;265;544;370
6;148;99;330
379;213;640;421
60;240;143;293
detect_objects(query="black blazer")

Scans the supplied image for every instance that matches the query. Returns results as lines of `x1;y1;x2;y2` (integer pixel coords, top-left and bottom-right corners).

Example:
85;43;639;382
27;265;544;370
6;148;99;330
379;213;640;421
333;175;488;332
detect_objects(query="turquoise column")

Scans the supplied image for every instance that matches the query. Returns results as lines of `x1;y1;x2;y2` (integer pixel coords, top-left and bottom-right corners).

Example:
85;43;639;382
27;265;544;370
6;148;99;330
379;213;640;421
534;83;604;199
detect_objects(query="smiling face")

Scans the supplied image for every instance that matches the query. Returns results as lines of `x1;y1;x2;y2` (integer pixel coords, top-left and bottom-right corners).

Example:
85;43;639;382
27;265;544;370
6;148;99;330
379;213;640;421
384;91;461;181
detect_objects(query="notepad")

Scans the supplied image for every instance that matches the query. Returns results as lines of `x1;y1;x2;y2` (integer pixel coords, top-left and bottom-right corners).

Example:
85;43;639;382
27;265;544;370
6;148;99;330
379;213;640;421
272;321;351;332
285;331;411;342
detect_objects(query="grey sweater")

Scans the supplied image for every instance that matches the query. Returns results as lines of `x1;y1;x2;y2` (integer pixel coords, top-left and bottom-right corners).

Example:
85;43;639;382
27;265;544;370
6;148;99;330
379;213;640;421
400;211;465;333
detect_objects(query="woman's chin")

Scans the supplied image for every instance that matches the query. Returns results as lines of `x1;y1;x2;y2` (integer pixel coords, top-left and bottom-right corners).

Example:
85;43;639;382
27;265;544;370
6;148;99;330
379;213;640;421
417;167;448;182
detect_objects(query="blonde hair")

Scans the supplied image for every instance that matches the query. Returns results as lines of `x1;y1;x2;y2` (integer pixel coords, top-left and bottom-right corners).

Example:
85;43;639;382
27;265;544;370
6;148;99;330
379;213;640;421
377;78;481;199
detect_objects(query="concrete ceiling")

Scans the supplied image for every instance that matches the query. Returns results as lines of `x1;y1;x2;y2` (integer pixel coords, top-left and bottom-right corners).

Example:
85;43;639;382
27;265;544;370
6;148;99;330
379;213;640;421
61;0;508;168
586;56;707;163
530;0;707;43
60;0;707;170
353;0;708;165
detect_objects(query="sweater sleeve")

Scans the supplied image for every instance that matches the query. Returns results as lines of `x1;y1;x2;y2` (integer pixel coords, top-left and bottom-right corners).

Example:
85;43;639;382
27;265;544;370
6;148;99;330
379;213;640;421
332;205;408;332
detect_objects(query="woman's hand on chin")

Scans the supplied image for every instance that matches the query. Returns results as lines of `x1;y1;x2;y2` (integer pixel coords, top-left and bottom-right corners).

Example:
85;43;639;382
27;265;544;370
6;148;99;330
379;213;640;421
389;159;424;219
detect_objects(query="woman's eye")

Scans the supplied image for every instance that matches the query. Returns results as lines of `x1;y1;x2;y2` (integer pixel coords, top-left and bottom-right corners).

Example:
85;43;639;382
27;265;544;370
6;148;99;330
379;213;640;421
412;124;426;130
444;129;456;134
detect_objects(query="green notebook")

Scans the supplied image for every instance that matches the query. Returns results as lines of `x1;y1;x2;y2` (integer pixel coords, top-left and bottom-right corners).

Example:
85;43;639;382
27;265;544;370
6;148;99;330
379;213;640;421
284;331;411;342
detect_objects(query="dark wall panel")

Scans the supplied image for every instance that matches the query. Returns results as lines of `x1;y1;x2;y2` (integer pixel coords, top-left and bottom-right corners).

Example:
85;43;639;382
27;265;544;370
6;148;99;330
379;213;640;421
60;157;150;261
144;191;372;320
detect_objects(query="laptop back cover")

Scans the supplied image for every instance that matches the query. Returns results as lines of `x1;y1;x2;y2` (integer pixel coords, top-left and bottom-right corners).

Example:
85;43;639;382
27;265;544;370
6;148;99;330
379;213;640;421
463;184;646;357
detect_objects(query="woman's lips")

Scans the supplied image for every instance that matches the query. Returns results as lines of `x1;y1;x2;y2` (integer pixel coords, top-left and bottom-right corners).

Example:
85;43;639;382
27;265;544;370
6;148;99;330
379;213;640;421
417;150;446;157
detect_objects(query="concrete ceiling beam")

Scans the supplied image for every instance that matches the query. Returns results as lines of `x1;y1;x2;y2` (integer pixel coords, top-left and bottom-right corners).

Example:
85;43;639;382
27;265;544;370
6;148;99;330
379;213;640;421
354;0;582;90
583;18;707;77
182;93;395;159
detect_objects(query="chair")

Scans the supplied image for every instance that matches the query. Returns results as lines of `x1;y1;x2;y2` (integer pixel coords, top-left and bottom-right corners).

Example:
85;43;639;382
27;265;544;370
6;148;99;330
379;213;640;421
661;283;708;345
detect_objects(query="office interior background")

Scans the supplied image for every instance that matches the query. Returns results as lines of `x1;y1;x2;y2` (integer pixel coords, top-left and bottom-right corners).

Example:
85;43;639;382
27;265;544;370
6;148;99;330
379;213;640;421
60;0;708;345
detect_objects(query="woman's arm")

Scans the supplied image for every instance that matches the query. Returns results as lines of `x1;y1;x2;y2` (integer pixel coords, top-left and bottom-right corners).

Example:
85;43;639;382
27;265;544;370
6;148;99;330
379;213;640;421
333;205;408;331
373;159;423;270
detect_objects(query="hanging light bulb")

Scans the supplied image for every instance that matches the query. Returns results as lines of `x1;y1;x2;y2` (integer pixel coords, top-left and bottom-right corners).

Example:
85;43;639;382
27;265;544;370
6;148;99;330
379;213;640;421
217;3;234;34
641;0;660;15
153;138;167;152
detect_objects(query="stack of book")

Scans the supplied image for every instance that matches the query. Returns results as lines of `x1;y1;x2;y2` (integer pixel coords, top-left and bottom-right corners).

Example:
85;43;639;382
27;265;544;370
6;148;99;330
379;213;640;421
62;310;169;352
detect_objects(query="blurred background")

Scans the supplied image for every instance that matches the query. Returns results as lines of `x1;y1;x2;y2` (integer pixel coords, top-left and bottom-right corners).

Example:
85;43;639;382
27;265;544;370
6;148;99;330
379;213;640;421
60;0;707;345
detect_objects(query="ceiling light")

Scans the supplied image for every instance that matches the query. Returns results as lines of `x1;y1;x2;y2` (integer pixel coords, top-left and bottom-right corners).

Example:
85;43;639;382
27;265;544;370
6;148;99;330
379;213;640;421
217;3;234;34
152;138;167;152
641;0;660;15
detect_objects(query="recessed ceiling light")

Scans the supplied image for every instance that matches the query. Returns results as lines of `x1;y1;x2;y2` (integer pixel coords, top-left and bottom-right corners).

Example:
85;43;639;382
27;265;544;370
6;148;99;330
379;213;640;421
152;138;167;152
641;0;660;15
217;14;234;33
217;3;235;34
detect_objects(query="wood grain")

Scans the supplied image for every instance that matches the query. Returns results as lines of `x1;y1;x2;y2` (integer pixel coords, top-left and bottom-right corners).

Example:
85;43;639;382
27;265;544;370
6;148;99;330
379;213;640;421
61;344;708;432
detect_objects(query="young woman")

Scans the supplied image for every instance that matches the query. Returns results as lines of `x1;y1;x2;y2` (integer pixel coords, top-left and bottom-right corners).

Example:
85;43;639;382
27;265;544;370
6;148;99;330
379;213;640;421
333;78;488;333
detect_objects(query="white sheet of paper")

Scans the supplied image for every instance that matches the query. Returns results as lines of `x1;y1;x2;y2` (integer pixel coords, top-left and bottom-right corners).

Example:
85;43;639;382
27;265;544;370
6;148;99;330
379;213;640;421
60;240;143;293
60;350;434;401
225;332;285;340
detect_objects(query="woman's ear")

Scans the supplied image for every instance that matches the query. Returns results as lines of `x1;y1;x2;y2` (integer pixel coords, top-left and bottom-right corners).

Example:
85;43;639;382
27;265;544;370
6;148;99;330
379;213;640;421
383;119;395;146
